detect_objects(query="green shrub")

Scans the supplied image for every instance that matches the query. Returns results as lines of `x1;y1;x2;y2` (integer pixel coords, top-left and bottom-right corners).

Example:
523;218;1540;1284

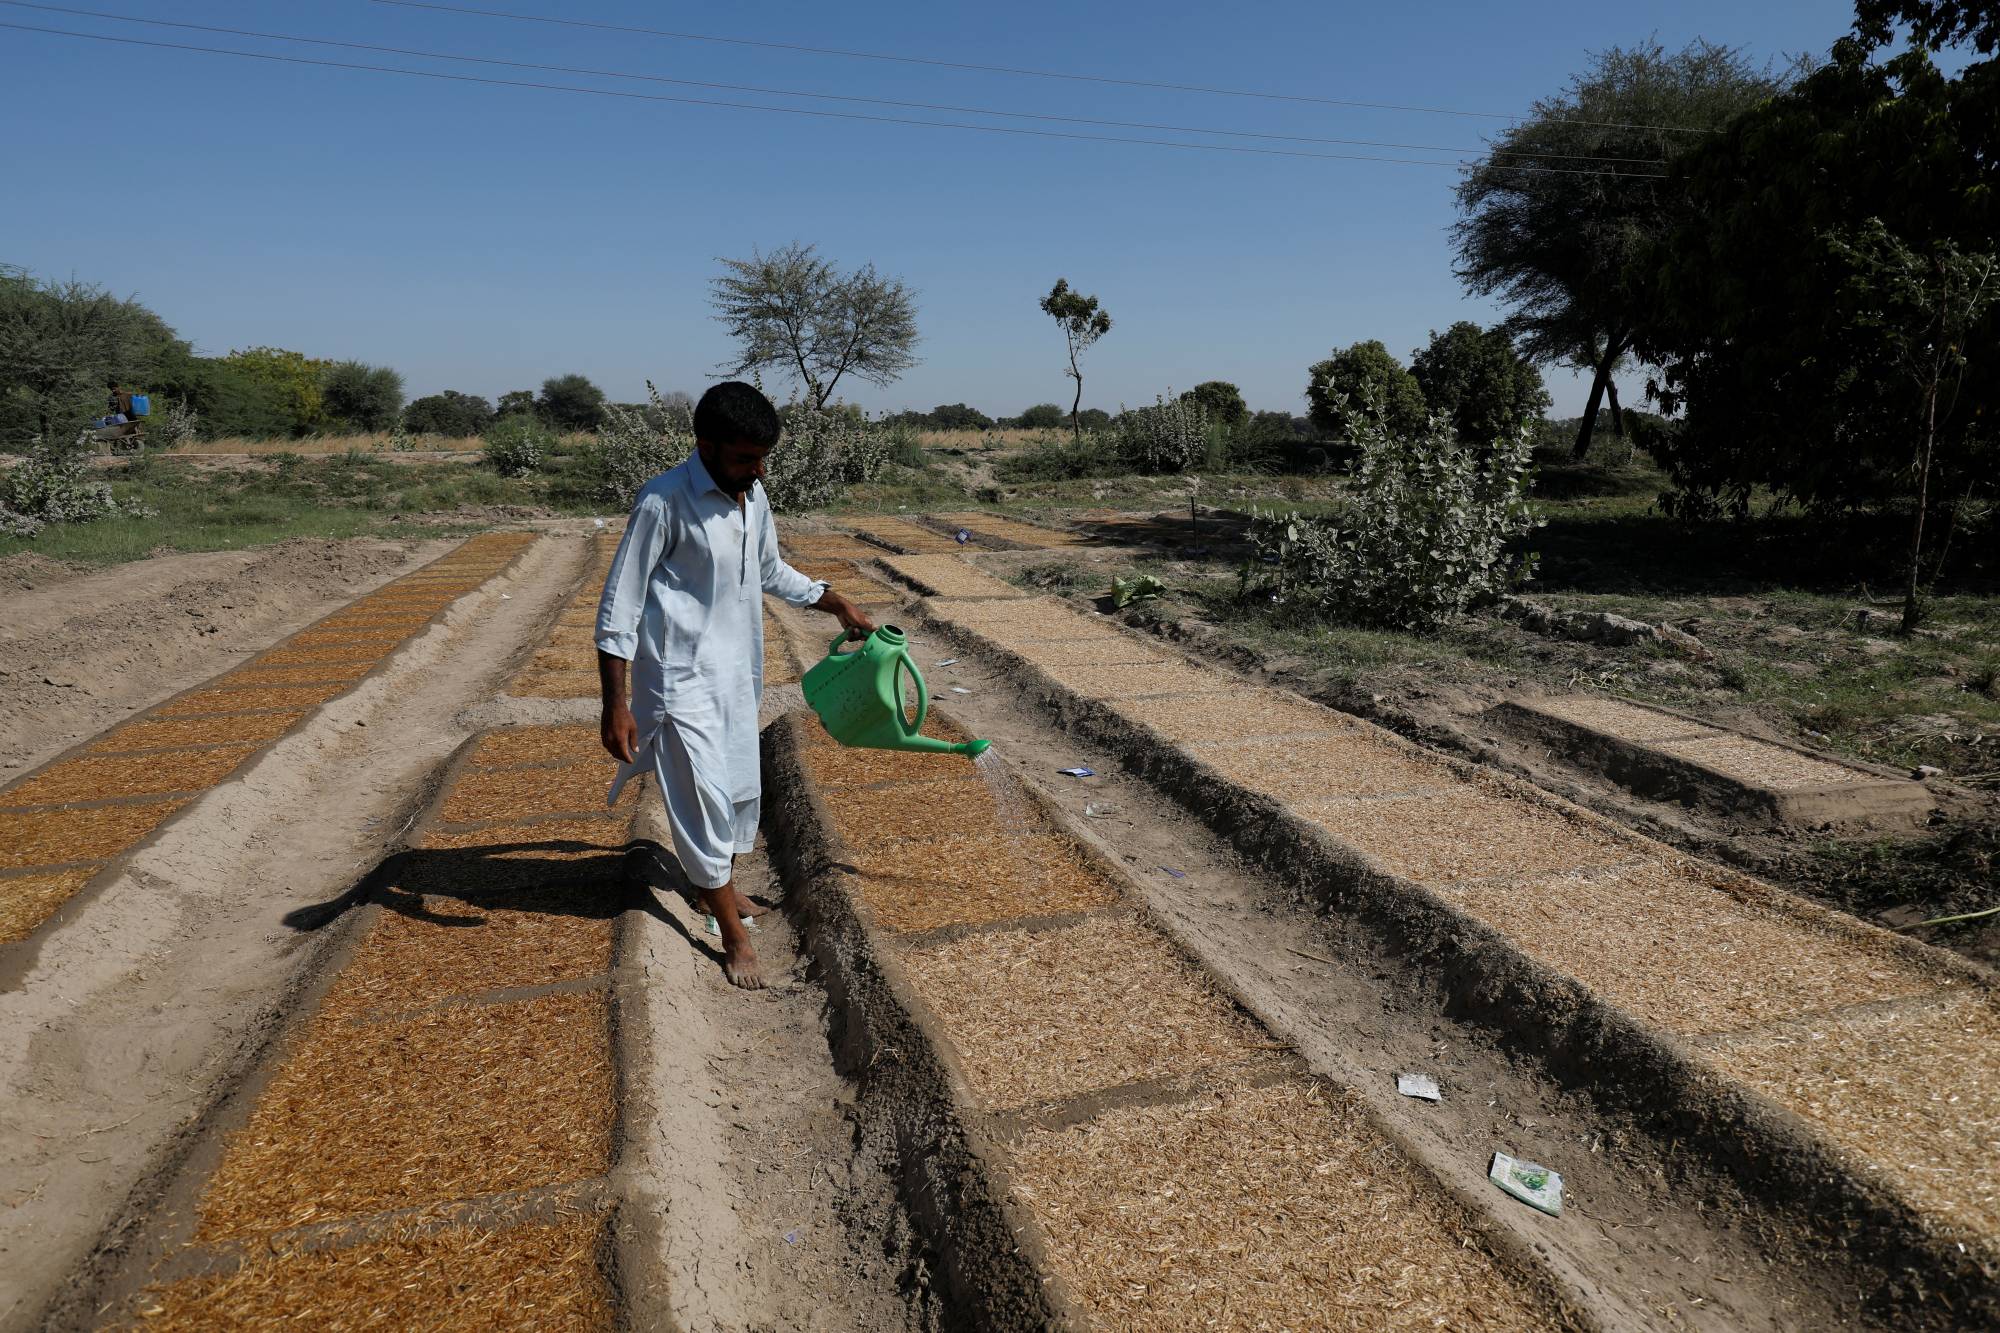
483;415;553;477
1247;401;1542;631
1115;392;1208;473
764;403;887;510
995;431;1118;481
1;432;155;536
583;382;691;507
1015;403;1065;429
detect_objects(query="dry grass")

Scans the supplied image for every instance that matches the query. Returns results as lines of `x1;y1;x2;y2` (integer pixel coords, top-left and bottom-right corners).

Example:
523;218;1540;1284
1037;660;1233;700
1010;1080;1558;1332
1708;992;2000;1240
878;555;1024;599
438;762;622;825
1535;697;1717;744
1111;691;1360;745
311;612;436;632
0;865;100;943
530;647;594;675
226;662;376;687
901;917;1284;1110
544;625;599;655
1191;736;1457;805
823;775;1004;846
0;799;187;869
1654;733;1874;791
1446;860;1942;1035
159;684;350;717
1301;788;1635;884
162;430;488;455
89;712;306;754
252;645;390;668
319;885;620;1020
197;991;614;1240
128;1213;613;1332
468;727;607;769
510;671;602;700
285;627;415;648
839;831;1120;933
3;744;262;807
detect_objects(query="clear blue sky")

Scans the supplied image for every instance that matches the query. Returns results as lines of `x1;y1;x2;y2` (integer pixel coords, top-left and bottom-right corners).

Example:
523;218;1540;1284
3;0;1860;418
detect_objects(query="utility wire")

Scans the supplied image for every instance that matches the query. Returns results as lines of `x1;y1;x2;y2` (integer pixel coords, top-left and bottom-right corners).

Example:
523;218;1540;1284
0;1;1665;164
369;0;1719;135
0;20;1669;177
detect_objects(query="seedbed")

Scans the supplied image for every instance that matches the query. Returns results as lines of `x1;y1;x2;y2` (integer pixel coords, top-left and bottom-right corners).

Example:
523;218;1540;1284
1299;786;1635;884
0;866;101;944
1;744;262;807
877;554;1024;599
87;712;307;753
0;799;187;869
437;760;626;825
158;684;350;716
837;830;1121;933
1190;734;1458;804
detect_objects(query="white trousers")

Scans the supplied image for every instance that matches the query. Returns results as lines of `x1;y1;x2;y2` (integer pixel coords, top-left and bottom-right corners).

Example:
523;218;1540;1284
649;716;759;889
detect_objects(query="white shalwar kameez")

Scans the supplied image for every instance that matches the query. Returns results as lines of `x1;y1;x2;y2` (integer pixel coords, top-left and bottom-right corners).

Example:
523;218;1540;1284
594;453;826;889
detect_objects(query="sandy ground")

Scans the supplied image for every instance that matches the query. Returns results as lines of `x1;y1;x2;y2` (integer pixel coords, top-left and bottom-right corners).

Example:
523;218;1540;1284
0;539;451;775
0;530;583;1327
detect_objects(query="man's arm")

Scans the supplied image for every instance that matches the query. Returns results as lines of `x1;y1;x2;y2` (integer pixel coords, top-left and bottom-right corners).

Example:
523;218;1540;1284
599;650;637;762
595;487;671;762
809;588;877;641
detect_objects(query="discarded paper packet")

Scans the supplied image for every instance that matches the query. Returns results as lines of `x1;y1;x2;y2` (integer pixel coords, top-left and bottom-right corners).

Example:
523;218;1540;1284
1160;867;1187;879
935;658;959;667
1058;767;1096;778
950;686;972;694
1489;1152;1562;1216
1397;1073;1441;1102
955;529;971;543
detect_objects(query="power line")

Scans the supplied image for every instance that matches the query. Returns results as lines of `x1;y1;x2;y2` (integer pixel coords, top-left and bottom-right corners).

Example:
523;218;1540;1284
369;0;1718;136
0;1;1664;165
0;21;1668;177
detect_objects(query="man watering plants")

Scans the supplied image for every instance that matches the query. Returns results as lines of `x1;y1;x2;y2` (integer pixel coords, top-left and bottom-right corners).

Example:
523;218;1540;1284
596;382;875;989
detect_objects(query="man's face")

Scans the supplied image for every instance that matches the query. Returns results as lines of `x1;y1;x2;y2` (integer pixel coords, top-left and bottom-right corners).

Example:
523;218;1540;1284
699;436;772;496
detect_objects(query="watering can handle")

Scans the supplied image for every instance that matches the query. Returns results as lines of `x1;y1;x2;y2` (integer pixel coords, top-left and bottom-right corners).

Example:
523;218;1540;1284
895;652;929;737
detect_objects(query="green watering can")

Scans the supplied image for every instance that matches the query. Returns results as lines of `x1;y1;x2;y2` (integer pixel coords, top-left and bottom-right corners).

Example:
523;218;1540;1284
800;624;990;757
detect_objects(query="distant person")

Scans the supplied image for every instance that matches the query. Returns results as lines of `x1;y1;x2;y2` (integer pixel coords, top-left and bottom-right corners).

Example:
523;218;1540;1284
595;381;875;989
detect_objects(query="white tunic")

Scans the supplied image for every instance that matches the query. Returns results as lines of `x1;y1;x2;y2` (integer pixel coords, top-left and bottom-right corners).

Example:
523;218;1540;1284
594;453;825;886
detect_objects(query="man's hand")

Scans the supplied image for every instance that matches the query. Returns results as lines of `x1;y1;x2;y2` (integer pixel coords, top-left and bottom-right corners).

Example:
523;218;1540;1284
602;701;639;764
818;589;877;641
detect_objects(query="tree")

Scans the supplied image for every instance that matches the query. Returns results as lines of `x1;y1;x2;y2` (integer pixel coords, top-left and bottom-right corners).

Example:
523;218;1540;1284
711;242;920;409
1040;279;1112;440
536;373;607;432
1453;40;1790;458
1410;322;1551;446
927;403;993;431
1015;402;1065;430
403;390;493;437
1181;380;1248;428
0;267;185;443
321;361;405;431
223;347;331;435
1076;407;1111;430
1306;341;1427;438
496;389;536;417
1854;0;1998;52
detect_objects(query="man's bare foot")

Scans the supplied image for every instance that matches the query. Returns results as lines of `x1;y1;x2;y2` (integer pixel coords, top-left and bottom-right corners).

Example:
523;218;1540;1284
730;886;774;919
703;885;767;989
721;934;765;989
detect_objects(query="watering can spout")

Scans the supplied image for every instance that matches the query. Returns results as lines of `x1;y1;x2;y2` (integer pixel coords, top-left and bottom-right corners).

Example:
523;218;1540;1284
799;625;994;758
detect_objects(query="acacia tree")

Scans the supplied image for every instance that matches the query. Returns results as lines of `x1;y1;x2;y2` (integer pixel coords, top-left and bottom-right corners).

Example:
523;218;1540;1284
1040;279;1111;440
321;361;405;431
1410;322;1550;446
711;242;919;409
0;268;184;443
1452;40;1789;458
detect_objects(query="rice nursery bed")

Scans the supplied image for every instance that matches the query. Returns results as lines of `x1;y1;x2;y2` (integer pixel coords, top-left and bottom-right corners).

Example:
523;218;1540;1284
0;866;101;944
838;831;1120;933
878;555;1024;599
1110;691;1361;745
130;1214;613;1333
1653;734;1873;791
1190;735;1457;805
1008;1080;1558;1333
196;989;614;1241
823;774;1004;846
250;644;391;668
469;727;609;769
88;712;307;753
1;744;262;807
285;626;419;648
1708;991;2000;1241
1300;787;1634;884
438;761;625;826
926;597;1128;643
1442;860;1940;1037
225;662;377;687
842;519;964;553
900;916;1286;1110
782;536;881;559
510;671;602;700
157;684;350;717
929;513;1086;548
1037;660;1232;700
0;799;186;869
1538;697;1717;744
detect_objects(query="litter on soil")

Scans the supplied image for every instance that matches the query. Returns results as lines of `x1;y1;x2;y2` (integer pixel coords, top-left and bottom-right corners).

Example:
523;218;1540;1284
1490;1153;1564;1217
1398;1073;1443;1102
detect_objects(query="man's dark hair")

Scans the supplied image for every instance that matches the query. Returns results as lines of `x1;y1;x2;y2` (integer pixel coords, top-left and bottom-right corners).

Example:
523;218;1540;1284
693;381;782;448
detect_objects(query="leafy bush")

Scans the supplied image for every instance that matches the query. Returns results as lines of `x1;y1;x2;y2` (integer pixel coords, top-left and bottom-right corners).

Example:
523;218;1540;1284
1247;399;1542;631
403;389;492;436
153;399;200;449
995;431;1118;481
1306;341;1426;438
483;415;554;477
320;361;405;431
1015;403;1065;429
764;402;888;510
1115;392;1208;473
586;381;692;506
1;433;156;536
879;418;927;468
537;373;607;432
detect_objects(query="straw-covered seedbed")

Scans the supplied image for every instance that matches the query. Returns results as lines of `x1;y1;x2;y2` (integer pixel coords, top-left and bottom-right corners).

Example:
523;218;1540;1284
1654;733;1871;791
196;990;614;1241
1301;787;1634;884
468;727;607;769
318;884;621;1020
88;711;306;754
226;662;376;687
997;638;1165;667
438;761;622;826
927;597;1126;644
129;1212;613;1333
510;670;602;701
901;917;1287;1110
530;646;595;675
411;817;633;887
1191;735;1457;805
0;866;100;944
1037;660;1232;700
252;644;390;668
796;720;974;789
823;775;1003;846
783;535;880;559
1111;691;1361;745
878;555;1024;599
284;626;414;648
312;611;436;632
839;831;1121;933
845;520;963;553
2;743;261;807
545;625;599;655
0;799;186;870
158;684;349;717
932;514;1085;547
1536;696;1716;744
1443;860;1941;1036
1709;991;2000;1239
1009;1080;1560;1333
558;609;599;629
787;558;861;583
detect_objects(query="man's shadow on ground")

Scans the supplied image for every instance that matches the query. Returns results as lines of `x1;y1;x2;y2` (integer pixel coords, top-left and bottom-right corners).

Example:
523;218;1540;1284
279;834;767;971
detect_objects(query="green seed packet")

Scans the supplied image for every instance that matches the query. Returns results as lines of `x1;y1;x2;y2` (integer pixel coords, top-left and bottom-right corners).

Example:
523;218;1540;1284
1489;1152;1563;1216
